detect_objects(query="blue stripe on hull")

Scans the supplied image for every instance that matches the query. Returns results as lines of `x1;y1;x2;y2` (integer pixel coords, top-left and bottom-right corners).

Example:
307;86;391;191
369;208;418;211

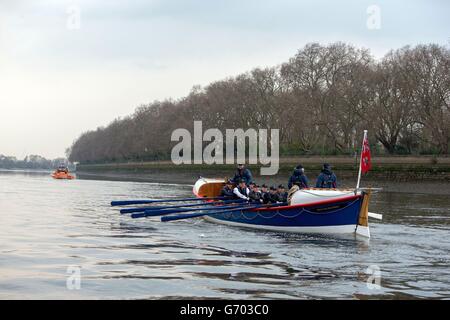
209;198;362;227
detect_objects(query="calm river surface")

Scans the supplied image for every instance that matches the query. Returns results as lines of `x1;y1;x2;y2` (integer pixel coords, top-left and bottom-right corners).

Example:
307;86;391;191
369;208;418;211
1;171;449;299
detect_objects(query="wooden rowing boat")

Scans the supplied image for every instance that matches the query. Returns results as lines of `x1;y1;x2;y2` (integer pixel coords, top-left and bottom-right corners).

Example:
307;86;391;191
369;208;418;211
193;177;371;238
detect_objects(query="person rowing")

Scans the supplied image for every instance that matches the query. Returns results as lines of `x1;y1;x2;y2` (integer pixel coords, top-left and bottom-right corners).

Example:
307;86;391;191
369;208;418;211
267;186;280;203
316;163;337;188
220;179;235;198
277;184;288;203
249;184;263;203
260;184;271;204
232;164;253;185
233;179;250;201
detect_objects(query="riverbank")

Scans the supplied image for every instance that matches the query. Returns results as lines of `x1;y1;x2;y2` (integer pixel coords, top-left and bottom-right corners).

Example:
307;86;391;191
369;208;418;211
75;156;450;195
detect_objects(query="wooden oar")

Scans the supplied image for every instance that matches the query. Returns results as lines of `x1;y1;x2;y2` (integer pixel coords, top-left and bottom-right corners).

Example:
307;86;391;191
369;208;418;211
131;203;248;219
120;199;244;214
111;197;228;207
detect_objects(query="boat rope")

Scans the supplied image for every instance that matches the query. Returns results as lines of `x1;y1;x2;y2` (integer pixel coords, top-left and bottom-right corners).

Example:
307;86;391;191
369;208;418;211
212;198;361;221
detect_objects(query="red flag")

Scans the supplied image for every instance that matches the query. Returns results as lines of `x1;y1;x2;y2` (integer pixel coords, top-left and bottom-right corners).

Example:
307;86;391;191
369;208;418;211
360;133;371;174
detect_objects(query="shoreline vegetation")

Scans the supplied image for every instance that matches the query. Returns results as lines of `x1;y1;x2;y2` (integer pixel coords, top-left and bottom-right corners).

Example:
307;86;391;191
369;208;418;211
76;155;450;182
0;154;72;170
68;42;450;165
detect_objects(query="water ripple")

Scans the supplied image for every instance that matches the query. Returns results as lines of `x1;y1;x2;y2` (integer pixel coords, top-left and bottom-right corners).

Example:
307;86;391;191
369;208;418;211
0;172;449;299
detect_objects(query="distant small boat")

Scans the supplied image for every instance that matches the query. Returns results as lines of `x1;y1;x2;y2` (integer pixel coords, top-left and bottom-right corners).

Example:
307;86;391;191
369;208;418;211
193;178;371;238
51;167;75;180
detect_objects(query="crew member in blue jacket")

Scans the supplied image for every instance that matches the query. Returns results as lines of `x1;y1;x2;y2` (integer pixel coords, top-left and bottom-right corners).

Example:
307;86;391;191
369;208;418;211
220;179;235;198
232;164;253;185
316;163;337;188
276;184;288;203
287;165;309;189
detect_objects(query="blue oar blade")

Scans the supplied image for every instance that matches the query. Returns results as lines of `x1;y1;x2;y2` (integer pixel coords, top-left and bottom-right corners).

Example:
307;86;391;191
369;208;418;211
120;202;210;214
145;199;245;211
120;199;245;214
160;202;287;222
111;196;229;207
131;203;247;219
161;212;213;222
111;200;154;206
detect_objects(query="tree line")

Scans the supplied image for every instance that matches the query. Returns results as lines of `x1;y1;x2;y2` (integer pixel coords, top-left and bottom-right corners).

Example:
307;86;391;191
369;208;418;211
0;154;70;170
68;42;450;164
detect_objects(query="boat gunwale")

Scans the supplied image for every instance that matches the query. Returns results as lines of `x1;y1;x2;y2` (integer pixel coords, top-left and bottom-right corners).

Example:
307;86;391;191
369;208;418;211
193;178;362;212
249;194;362;211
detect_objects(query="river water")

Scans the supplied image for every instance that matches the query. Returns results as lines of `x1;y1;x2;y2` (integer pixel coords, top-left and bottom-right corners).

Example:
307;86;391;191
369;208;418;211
0;171;449;299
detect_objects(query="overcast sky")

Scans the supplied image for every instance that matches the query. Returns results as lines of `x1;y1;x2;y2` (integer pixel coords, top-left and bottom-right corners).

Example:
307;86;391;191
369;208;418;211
0;0;449;159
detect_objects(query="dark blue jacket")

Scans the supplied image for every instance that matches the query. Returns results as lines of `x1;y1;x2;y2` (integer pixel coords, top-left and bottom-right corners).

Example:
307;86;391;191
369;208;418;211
232;168;253;185
261;192;271;204
288;169;309;189
220;185;235;198
316;169;337;188
262;192;279;203
277;192;288;203
249;190;262;203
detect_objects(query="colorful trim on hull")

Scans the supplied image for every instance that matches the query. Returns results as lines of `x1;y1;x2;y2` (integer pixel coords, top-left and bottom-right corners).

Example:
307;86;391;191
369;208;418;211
205;197;362;230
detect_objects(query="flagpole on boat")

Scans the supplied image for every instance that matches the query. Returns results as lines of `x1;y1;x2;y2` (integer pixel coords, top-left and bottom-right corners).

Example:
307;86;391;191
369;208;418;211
356;130;368;189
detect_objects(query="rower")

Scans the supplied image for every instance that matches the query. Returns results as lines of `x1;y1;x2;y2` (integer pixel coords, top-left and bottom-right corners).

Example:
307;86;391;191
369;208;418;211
277;184;288;203
220;179;235;198
288;165;308;189
316;163;337;188
260;184;271;204
232;164;253;185
233;179;250;201
267;186;280;203
249;184;262;203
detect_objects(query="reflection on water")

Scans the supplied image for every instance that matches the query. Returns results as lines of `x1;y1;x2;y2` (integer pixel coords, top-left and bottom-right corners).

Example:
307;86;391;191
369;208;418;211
0;171;449;299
